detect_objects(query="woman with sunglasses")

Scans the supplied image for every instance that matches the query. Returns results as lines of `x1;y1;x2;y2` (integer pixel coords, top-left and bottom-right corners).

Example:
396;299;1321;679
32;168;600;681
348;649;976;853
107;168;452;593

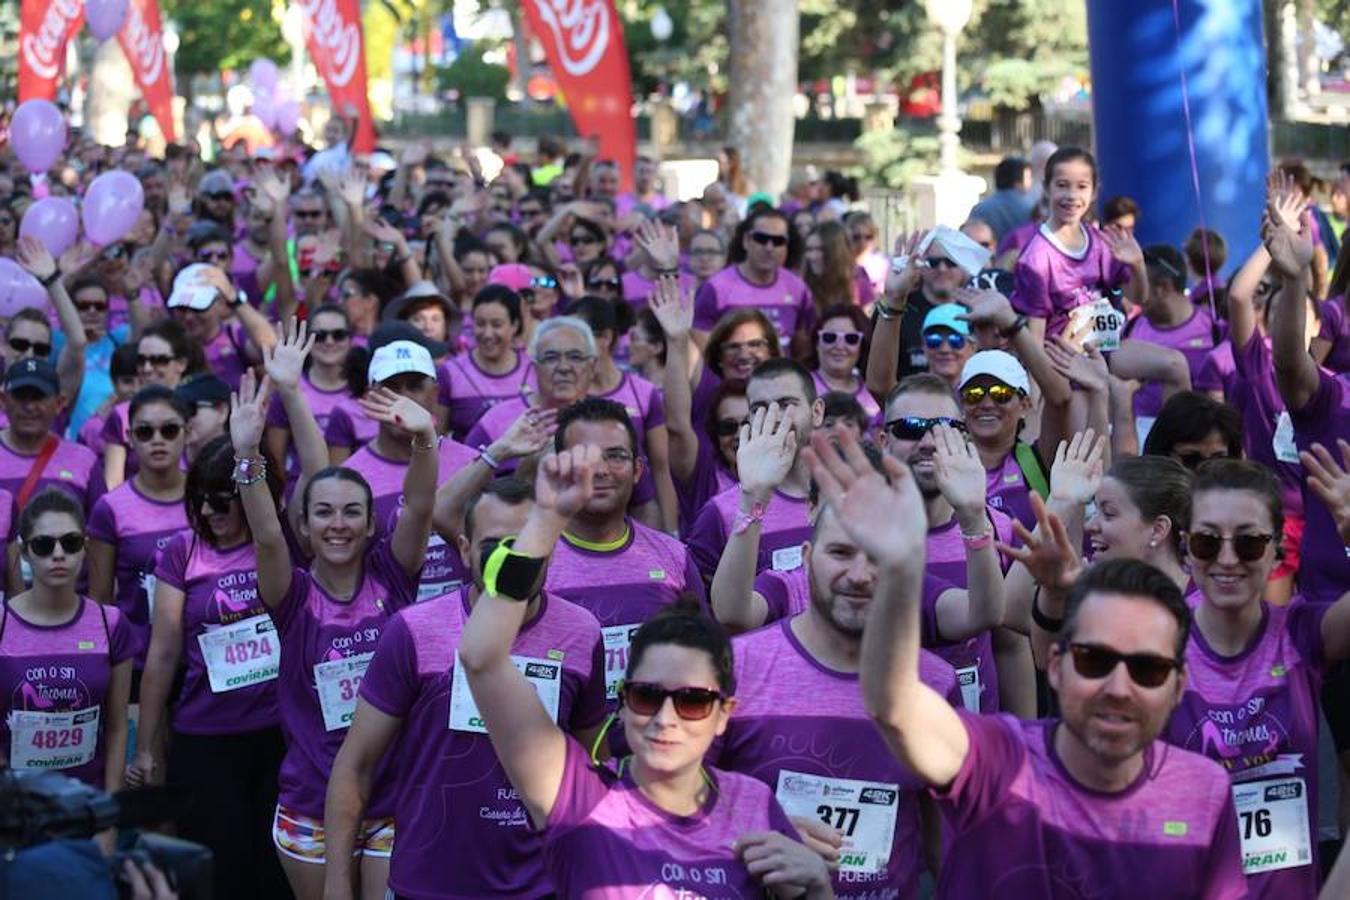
0;489;132;797
128;434;289;899
230;370;436;900
459;449;834;900
803;222;873;312
265;305;356;483
437;286;531;440
87;386;190;676
844;210;889;298
809;304;878;424
921;303;976;388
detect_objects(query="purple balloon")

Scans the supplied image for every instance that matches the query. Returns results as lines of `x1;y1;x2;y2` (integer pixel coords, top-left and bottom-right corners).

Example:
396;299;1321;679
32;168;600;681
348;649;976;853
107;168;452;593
82;170;145;247
11;100;67;174
86;0;130;41
250;59;280;93
274;99;301;135
252;92;277;130
0;259;48;318
19;197;79;257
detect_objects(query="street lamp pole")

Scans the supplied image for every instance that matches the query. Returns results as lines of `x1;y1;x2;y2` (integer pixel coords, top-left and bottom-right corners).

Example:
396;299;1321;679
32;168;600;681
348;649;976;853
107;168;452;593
938;26;960;174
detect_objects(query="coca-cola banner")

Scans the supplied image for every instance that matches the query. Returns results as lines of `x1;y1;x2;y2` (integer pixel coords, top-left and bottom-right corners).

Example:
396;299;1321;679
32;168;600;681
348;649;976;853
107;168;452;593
297;0;376;153
117;0;176;141
18;0;84;103
521;0;636;189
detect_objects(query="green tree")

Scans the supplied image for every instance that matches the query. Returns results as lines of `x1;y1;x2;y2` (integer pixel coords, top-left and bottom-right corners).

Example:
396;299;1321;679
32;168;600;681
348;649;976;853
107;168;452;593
435;41;511;100
162;0;290;80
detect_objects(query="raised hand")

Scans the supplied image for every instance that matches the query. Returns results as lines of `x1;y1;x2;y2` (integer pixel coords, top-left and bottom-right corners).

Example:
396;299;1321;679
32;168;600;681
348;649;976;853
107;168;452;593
1102;223;1143;267
229;370;271;455
557;262;584;298
648;274;693;340
1048;428;1106;506
634;218;680;271
400;142;429;168
124;250;154;297
336;168;367;209
535;444;600;519
253;166;291;207
1300;439;1350;544
361;216;404;247
1263;171;1314;279
167;182;192;217
1045;336;1109;393
734;831;833;897
932;423;987;522
997;493;1083;595
58;239;97;278
264;317;315;393
358;385;436;440
954;285;1016;331
884;230;927;300
490;406;559;461
737;403;797;503
15;236;57;282
802;429;927;569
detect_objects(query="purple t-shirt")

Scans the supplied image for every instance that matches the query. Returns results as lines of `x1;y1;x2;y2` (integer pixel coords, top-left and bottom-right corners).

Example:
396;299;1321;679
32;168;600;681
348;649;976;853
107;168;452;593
713;620;959;899
1125;307;1223;419
676;437;737;537
596;372;667;507
985;448;1039;533
693;265;815;348
359;589;608;899
436;351;533;440
0;599;133;789
1197;343;1238;400
200;323;252;391
687;486;811;585
265;373;353;475
154;534;280;734
996;220;1038;259
1163;598;1327;900
924;509;1015;714
1011;225;1131;338
1290;371;1350;603
86;482;190;664
0;434;105;515
1317;298;1350;373
98;401;140;479
1230;333;1304;517
811;371;881;422
322;396;379;452
270;539;418;817
462;396;531;472
545;736;801;900
341;439;478;602
933;712;1247;899
621;270;697;312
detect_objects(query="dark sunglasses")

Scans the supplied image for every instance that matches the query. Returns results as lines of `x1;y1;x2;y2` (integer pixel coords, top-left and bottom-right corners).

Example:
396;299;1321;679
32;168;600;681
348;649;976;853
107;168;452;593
205;191;234;202
312;328;351;343
74;300;109;313
924;256;961;270
620;682;726;721
200;491;238;514
569;234;601;247
519;206;545;217
961;384;1020;405
9;337;52;357
27;532;86;558
750;231;789;248
1175;451;1231;471
101;242;135;261
713;418;743;438
294;209;324;219
531;275;559;289
884;416;967;441
924;332;968;351
587;277;621;291
138;353;178;368
818;330;862;347
849;231;874;243
197;249;230;263
1186;531;1275;563
1064;642;1181;689
131;422;183;442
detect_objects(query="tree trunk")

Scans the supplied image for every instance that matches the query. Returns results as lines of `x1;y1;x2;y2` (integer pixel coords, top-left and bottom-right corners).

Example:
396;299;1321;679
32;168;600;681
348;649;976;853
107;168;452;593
1264;0;1298;118
1296;0;1319;97
725;0;797;196
85;38;137;146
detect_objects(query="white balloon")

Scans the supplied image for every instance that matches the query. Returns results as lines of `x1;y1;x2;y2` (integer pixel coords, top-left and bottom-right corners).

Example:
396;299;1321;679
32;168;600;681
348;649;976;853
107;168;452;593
651;8;673;42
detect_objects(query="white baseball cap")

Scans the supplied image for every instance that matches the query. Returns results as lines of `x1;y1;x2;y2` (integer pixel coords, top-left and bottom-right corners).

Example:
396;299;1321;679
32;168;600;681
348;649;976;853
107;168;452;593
367;340;436;383
166;263;220;311
959;350;1030;395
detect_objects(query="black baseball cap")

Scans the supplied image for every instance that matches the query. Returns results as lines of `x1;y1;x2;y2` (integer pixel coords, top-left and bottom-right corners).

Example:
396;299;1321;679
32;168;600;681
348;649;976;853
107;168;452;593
3;358;59;396
174;373;231;408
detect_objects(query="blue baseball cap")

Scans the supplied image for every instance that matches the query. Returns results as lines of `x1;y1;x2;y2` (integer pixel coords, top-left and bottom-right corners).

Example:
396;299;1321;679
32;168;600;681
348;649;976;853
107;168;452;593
922;303;970;337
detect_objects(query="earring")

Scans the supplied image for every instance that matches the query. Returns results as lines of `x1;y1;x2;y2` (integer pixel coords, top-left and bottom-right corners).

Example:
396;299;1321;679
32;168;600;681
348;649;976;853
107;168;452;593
1148;540;1158;548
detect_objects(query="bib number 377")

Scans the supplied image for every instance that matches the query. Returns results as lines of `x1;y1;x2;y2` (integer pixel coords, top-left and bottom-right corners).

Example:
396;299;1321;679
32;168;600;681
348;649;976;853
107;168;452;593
774;769;899;874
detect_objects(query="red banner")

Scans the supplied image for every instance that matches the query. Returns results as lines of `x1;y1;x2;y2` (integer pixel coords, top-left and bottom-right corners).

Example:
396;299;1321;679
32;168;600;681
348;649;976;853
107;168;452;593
521;0;636;190
297;0;376;153
117;0;176;141
18;0;84;103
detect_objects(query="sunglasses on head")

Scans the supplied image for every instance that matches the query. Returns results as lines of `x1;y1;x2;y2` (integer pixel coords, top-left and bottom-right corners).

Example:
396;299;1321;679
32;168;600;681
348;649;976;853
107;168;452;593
1064;642;1181;689
924;332;968;351
1175;451;1231;471
818;330;863;347
924;256;961;270
312;328;350;344
199;490;238;515
26;532;86;558
131;422;183;442
138;353;177;368
1186;531;1275;563
884;416;966;441
750;231;788;248
961;383;1021;405
9;337;52;357
620;681;726;721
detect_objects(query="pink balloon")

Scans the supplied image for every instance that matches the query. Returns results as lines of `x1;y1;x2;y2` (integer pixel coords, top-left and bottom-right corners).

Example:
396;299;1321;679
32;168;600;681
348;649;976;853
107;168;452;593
82;170;145;246
274;99;301;135
19;197;79;257
10;100;67;174
86;0;130;41
0;259;48;319
250;59;279;93
252;92;277;130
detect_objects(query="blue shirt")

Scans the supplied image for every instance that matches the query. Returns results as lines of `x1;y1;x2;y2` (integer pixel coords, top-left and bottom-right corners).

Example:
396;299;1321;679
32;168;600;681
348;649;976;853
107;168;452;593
53;326;130;439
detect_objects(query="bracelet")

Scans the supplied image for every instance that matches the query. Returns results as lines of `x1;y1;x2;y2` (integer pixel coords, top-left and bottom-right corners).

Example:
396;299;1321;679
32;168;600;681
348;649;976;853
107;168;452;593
1030;586;1066;632
232;456;267;486
961;530;992;551
39;269;62;288
411;434;440;453
874;301;902;321
478;448;501;470
999;314;1029;339
732;499;766;535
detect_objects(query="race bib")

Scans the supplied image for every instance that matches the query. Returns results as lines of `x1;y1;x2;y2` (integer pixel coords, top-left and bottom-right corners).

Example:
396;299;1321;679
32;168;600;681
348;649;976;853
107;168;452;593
771;545;803;572
775;770;899;874
314;653;373;731
1068;297;1124;351
197;614;280;693
449;654;561;734
956;665;981;713
601;624;641;700
417;534;461;602
9;706;100;770
1271;411;1300;464
1232;777;1311;875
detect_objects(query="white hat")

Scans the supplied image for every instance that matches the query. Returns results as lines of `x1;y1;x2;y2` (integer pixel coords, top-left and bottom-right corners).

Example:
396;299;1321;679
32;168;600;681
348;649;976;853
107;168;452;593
919;225;992;278
166;263;220;311
367;340;436;383
959;350;1030;395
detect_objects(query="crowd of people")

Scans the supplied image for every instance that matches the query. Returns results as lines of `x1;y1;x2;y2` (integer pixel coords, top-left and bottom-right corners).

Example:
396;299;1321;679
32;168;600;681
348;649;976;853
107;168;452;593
1;111;1349;900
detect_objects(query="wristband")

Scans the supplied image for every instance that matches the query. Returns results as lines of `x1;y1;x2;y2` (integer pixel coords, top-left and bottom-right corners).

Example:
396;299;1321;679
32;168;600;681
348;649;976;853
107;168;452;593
482;537;546;602
999;314;1029;339
411;434;439;453
874;301;901;321
39;269;62;288
1030;586;1065;632
478;448;501;470
961;530;992;551
732;500;766;535
232;456;267;486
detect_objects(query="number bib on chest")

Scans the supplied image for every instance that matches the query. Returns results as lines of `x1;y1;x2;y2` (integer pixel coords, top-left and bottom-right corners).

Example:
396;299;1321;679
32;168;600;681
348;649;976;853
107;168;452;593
1068;297;1124;351
1271;411;1300;464
416;534;462;603
197;614;280;693
955;665;981;713
774;769;899;874
1232;777;1312;875
449;654;561;734
9;706;100;770
771;545;803;572
601;624;640;700
314;653;373;731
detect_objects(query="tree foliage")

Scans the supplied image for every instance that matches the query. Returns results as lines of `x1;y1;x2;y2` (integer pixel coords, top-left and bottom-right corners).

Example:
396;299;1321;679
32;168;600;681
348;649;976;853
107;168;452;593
162;0;290;78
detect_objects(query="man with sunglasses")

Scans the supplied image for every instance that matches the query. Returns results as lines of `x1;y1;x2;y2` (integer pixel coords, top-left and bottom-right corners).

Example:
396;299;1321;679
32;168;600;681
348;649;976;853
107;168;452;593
165;262;275;391
324;477;607;900
195;169;237;228
957;351;1044;532
692;207;814;356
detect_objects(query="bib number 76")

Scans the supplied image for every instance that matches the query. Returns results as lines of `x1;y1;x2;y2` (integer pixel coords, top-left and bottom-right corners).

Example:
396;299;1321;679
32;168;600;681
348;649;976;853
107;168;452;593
816;804;860;837
1241;809;1273;840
